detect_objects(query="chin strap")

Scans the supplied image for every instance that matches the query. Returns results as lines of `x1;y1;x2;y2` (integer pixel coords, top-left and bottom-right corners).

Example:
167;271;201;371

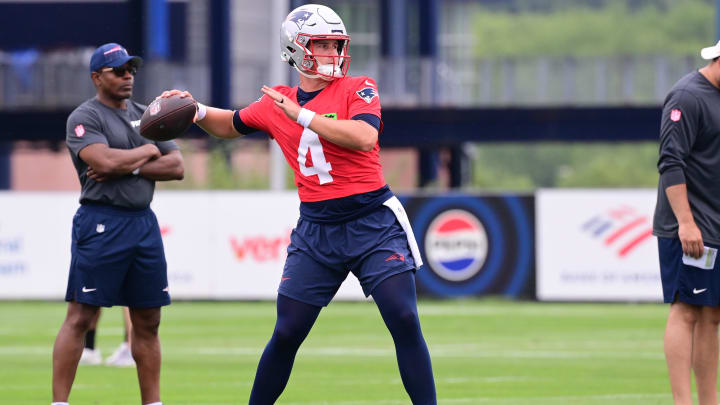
316;63;342;78
290;59;338;81
293;64;322;79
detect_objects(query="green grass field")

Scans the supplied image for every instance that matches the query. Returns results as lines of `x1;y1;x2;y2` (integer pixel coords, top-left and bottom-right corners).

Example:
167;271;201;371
0;299;678;404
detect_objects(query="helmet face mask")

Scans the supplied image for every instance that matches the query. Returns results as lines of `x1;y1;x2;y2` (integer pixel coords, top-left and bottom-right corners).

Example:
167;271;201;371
299;34;350;80
281;4;351;80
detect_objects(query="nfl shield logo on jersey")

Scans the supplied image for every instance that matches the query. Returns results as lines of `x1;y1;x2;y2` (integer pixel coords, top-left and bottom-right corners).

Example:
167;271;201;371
670;109;682;122
356;87;378;104
74;124;85;137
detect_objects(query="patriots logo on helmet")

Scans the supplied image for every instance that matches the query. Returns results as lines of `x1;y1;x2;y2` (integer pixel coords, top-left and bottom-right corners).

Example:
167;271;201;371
356;87;378;104
287;10;313;30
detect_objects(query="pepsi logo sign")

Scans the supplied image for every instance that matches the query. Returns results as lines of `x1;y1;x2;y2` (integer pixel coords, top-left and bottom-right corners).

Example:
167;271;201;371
425;209;488;282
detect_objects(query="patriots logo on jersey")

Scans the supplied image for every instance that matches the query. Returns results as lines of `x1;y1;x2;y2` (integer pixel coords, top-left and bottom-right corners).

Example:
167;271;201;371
287;10;313;30
356;87;378;104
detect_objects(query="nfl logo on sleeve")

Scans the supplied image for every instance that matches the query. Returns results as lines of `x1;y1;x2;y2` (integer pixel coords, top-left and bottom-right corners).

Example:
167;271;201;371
670;109;682;122
74;124;85;137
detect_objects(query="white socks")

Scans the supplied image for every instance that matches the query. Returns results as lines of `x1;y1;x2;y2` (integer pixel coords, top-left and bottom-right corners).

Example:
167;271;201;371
146;403;163;405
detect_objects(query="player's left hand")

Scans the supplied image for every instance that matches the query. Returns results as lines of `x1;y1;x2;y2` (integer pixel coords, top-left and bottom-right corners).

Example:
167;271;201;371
157;89;199;122
261;85;300;122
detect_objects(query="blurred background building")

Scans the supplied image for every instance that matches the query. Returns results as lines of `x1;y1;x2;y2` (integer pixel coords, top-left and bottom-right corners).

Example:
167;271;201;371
0;0;716;191
3;5;720;399
1;0;719;301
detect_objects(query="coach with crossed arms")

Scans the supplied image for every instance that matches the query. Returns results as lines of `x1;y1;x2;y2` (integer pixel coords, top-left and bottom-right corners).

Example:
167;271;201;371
51;43;183;405
654;39;720;405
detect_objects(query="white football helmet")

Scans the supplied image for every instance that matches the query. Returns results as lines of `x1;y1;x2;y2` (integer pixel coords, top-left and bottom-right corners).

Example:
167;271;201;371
280;4;350;80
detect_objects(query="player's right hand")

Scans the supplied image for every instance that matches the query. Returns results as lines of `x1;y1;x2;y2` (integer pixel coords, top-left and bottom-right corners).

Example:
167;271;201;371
158;89;194;100
678;221;704;259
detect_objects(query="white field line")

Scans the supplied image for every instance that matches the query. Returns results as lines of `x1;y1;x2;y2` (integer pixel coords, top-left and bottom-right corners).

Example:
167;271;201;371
416;304;664;317
300;376;542;386
0;395;663;405
0;376;535;391
175;346;666;360
0;345;665;360
279;393;670;405
0;327;127;338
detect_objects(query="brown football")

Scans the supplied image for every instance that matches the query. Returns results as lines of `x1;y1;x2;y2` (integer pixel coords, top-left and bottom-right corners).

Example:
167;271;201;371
140;95;196;142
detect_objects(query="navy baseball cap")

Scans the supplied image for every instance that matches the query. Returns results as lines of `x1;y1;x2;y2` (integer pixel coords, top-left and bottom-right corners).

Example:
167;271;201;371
89;43;143;72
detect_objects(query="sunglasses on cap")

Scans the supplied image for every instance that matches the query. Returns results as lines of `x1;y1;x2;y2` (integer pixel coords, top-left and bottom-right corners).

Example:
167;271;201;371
99;65;138;77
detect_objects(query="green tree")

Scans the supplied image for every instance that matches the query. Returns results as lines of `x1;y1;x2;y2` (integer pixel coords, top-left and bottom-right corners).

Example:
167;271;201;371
471;142;660;190
473;0;713;58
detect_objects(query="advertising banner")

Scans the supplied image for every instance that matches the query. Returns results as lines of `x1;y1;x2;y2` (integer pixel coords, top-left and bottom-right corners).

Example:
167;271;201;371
536;189;662;301
0;191;366;300
152;191;366;300
402;195;535;298
0;192;77;298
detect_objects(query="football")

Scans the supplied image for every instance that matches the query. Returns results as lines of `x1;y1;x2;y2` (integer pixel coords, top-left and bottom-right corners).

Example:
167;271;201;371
140;95;197;142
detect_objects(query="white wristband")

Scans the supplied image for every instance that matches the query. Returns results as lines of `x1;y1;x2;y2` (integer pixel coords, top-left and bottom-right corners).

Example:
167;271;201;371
296;108;316;128
196;102;207;121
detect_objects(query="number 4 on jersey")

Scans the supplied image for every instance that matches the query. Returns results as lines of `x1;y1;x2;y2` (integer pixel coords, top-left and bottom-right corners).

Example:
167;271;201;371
297;128;333;184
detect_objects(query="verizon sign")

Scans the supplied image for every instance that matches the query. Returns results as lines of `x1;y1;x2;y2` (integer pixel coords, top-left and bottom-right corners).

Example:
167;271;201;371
0;191;366;300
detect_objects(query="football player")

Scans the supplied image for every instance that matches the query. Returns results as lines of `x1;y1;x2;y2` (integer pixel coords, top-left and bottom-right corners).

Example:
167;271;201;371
160;4;436;404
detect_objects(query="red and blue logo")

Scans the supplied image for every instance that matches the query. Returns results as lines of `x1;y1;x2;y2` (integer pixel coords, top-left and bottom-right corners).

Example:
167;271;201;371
581;205;653;257
425;209;488;281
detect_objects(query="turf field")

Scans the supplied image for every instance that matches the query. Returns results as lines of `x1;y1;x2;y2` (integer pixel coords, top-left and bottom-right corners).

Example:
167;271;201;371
0;299;677;404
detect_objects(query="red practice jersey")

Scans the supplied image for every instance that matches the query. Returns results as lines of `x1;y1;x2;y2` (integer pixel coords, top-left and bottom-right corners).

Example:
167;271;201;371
238;75;385;202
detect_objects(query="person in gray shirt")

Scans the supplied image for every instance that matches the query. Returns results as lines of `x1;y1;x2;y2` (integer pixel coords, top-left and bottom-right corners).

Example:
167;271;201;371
654;39;720;405
51;43;183;405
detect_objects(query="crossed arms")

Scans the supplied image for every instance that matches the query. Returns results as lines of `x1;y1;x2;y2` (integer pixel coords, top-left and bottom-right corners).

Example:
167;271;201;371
79;143;184;182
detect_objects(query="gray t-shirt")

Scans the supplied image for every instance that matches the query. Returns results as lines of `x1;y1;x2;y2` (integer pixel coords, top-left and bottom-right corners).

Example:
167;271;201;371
66;97;179;209
653;71;720;244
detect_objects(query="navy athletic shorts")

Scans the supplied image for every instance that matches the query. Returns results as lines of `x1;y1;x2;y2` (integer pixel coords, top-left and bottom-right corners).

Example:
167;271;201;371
65;203;170;308
278;205;416;307
659;237;720;306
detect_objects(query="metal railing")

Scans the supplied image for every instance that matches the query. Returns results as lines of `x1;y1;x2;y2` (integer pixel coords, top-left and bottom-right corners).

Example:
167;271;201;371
0;48;210;110
0;46;701;110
